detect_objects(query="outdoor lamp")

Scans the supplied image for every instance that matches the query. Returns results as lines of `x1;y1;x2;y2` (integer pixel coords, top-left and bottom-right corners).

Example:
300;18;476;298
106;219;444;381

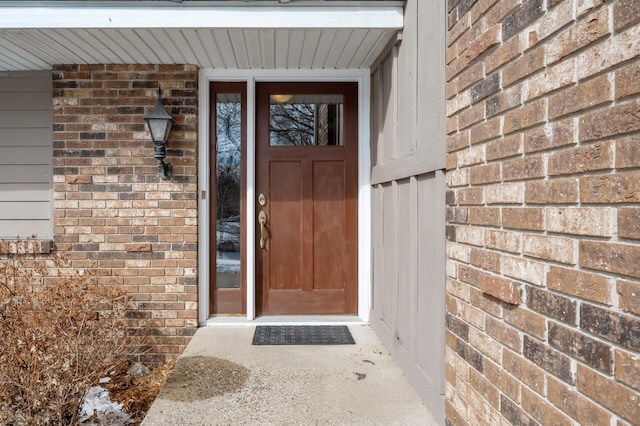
144;87;174;179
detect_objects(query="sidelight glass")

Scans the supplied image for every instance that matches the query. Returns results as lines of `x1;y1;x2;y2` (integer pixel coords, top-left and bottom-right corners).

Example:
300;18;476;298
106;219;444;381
216;93;241;290
269;94;343;146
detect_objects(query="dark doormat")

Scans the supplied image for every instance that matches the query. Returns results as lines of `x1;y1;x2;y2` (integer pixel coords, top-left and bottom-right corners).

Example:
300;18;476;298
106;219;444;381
252;325;355;345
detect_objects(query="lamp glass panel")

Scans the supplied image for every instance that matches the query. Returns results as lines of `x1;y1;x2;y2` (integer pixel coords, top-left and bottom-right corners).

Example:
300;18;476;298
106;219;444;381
148;118;170;143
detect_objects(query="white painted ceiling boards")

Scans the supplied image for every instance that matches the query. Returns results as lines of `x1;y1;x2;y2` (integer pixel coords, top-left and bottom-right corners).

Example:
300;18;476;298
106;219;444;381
0;1;403;71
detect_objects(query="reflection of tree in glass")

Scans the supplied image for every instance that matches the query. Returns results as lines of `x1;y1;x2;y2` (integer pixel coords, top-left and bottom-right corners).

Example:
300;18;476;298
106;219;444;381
216;101;241;222
270;103;316;146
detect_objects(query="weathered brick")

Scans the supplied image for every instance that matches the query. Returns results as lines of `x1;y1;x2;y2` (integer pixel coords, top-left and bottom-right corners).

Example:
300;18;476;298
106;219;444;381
477;273;522;305
502;0;544;40
471;72;501;104
549;74;612;119
549;322;612;374
547;376;613;426
547;266;611;305
581;171;640;203
500;256;544;286
486;316;521;354
580;303;640;351
469;207;500;227
470;117;501;144
525;178;578;204
470;163;501;185
457;144;485;167
484;360;520;402
521;386;573;426
448;168;470;187
457;187;484;205
500;395;539;426
485;35;522;73
470;287;502;318
484;229;521;253
457;61;485;91
580;240;640;280
468;367;500;409
458;102;486;130
486;133;522;161
464;24;502;68
525;58;575;102
616;61;640;100
486;82;522;117
470;248;501;273
528;286;576;324
523;234;575;264
485;182;525;204
449;277;472;302
546;6;610;64
577;24;640;80
615;135;640;169
548;141;613;176
617;279;640;316
524;119;574;153
614;0;640;31
545;207;613;237
502;208;543;231
456;338;485;373
504;305;546;340
503;99;546;134
447;313;470;342
580;99;640;142
577;364;640;423
618;207;640;240
502;47;544;87
447;130;469;152
615;349;640;391
502;156;544;181
523;335;575;385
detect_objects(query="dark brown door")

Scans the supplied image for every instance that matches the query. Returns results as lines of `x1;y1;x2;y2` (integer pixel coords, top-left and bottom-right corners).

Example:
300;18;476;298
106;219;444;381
255;82;358;315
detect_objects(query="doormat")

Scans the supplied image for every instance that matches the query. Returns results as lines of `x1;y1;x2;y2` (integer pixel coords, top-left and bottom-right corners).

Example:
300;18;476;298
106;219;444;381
252;325;355;345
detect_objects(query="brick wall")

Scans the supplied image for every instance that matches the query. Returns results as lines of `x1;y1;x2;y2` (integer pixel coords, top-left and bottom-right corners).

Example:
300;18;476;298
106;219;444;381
446;0;639;424
52;64;199;364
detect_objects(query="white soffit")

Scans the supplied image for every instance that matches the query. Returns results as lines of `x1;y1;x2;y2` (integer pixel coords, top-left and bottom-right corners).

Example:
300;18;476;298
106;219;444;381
0;5;403;71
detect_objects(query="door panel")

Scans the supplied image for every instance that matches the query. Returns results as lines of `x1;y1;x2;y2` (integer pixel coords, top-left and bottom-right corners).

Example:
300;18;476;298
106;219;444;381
313;161;346;290
256;82;358;315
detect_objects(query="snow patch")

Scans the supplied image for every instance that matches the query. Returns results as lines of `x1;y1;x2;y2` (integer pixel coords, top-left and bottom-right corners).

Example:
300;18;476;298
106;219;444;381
79;386;132;425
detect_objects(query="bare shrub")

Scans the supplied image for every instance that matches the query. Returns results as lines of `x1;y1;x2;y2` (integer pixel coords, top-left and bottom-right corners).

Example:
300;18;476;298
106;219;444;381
0;239;141;424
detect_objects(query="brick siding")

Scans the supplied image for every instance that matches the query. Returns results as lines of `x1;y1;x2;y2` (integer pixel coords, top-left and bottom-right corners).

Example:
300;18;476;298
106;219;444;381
446;0;640;424
51;64;199;364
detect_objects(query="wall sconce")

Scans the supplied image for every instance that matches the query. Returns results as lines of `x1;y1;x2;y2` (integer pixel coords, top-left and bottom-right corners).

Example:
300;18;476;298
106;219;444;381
144;87;174;179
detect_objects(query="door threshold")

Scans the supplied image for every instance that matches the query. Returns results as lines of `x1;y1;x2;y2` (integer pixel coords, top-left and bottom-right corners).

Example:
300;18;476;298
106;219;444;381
203;315;365;327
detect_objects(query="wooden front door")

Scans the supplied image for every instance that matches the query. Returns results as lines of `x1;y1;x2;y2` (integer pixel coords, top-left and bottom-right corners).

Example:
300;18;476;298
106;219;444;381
255;82;358;315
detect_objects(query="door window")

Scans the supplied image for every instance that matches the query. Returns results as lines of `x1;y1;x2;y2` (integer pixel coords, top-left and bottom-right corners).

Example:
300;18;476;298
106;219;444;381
269;94;343;146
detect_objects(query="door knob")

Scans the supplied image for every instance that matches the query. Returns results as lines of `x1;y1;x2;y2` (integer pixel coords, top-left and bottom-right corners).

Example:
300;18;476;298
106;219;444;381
258;210;268;249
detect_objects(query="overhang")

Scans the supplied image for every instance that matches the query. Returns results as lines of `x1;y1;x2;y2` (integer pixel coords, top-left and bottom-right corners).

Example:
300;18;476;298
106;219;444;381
0;1;403;71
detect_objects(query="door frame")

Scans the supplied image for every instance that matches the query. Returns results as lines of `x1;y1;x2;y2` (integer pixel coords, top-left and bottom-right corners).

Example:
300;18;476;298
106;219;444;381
197;69;371;323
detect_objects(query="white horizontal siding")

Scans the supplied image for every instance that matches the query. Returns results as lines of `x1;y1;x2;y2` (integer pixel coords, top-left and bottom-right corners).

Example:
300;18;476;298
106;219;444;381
0;70;52;239
0;27;399;71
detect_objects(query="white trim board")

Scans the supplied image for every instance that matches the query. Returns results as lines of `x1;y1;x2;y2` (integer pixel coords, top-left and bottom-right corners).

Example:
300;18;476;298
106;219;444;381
0;7;403;30
198;68;372;325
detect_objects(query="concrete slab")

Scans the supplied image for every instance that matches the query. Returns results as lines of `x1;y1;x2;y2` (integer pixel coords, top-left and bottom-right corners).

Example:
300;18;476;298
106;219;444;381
142;324;439;425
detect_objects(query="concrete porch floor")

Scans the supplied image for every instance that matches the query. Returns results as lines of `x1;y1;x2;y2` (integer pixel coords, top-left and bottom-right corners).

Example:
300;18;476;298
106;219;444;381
142;324;439;425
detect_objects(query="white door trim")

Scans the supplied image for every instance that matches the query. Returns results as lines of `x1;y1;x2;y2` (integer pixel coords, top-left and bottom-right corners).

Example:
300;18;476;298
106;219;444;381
198;68;371;324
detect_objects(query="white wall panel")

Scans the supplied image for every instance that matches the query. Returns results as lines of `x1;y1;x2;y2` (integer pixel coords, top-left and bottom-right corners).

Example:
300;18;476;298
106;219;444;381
0;70;52;239
368;0;445;423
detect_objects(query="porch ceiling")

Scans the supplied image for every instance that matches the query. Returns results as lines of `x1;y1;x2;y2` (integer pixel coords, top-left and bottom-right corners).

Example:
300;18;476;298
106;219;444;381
0;2;403;71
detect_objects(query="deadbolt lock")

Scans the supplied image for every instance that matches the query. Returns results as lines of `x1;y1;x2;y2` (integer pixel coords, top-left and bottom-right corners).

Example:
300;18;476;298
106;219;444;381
258;193;267;206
